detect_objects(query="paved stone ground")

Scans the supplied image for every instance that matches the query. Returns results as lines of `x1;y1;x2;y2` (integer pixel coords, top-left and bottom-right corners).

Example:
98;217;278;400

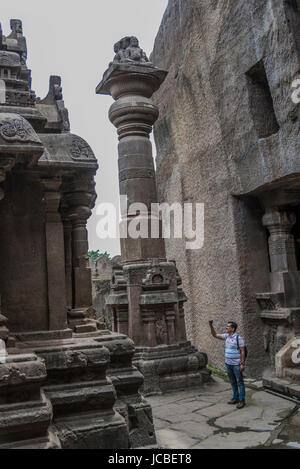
147;375;300;449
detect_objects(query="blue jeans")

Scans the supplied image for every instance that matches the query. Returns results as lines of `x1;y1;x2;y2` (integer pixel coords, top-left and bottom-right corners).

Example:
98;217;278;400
226;364;245;402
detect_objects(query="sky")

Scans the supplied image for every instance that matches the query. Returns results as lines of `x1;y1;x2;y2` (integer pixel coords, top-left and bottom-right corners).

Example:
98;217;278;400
1;0;168;256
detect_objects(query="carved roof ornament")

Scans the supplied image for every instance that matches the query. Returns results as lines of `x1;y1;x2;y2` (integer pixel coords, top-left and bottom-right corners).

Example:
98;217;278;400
112;36;152;66
40;76;64;104
10;19;23;36
70;135;95;160
37;76;70;133
0;114;41;144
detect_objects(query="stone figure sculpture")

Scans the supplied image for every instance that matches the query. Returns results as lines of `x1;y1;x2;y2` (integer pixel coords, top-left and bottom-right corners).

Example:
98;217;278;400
10;19;23;35
113;36;151;65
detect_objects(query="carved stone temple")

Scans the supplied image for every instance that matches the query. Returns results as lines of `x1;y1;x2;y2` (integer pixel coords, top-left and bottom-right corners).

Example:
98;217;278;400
96;37;210;394
0;20;156;449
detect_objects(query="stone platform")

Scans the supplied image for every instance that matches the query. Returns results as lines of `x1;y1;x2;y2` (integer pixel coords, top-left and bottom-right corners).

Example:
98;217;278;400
134;342;211;395
147;375;300;449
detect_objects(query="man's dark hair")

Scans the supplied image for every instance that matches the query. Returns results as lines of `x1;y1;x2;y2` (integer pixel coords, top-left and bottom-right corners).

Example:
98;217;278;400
228;321;238;332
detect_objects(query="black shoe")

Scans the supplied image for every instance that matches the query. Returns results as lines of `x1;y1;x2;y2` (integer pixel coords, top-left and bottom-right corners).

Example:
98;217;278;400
228;399;238;405
236;401;246;409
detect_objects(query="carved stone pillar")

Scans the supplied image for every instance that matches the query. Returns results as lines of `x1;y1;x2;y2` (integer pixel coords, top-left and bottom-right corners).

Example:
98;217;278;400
257;208;300;372
262;209;300;307
96;56;166;264
63;177;98;333
263;210;297;273
97;38;210;394
62;216;73;310
42;178;69;333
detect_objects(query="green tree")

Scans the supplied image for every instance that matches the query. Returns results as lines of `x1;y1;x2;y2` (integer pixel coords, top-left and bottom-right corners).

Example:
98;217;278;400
88;250;111;262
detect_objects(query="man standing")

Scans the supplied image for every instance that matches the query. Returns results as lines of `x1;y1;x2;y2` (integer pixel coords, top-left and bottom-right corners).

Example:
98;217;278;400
209;321;246;409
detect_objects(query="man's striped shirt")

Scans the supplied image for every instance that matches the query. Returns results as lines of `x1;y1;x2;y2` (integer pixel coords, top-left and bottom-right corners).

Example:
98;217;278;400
221;333;245;365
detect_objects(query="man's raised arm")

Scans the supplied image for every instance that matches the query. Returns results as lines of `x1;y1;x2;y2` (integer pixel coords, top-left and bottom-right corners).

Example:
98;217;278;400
209;321;224;340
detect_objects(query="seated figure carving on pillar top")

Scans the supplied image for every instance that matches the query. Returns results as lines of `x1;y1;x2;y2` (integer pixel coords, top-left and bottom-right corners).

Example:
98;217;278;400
113;36;152;66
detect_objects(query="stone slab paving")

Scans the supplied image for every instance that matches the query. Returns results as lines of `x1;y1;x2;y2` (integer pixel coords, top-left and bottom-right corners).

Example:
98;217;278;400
147;375;300;449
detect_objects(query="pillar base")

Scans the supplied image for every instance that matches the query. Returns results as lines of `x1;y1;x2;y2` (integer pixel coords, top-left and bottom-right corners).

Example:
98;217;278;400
133;341;211;395
15;338;130;449
0;354;54;449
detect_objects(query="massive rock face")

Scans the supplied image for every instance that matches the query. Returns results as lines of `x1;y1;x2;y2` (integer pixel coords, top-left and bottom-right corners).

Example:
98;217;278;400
151;0;300;377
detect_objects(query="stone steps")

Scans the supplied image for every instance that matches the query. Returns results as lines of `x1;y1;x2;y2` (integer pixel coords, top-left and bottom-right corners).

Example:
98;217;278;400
263;376;300;401
285;368;300;381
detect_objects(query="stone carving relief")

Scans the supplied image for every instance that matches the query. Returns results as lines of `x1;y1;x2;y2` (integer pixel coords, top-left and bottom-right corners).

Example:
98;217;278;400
0;115;40;143
113;36;151;65
66;351;88;368
2;367;26;385
142;265;169;287
119;168;155;182
70;136;95;161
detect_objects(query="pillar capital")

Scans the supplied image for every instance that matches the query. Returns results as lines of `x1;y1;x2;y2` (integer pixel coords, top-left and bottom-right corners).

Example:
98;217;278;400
97;62;167;141
62;174;96;224
262;210;296;233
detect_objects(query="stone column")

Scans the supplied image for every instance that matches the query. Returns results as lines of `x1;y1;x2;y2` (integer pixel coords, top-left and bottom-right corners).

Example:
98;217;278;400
62;217;73;310
96;38;210;394
66;192;92;308
64;177;98;333
263;210;297;273
96;61;166;264
262;209;300;308
42;177;69;332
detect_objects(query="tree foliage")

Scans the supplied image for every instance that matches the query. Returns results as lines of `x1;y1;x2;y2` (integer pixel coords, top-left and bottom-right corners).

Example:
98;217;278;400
88;250;111;262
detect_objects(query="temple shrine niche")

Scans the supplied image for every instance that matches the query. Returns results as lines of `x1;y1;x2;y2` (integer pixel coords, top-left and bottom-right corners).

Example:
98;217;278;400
0;20;155;449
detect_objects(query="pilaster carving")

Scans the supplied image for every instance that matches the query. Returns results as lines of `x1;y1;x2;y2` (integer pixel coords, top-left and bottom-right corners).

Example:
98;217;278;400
41;176;68;332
